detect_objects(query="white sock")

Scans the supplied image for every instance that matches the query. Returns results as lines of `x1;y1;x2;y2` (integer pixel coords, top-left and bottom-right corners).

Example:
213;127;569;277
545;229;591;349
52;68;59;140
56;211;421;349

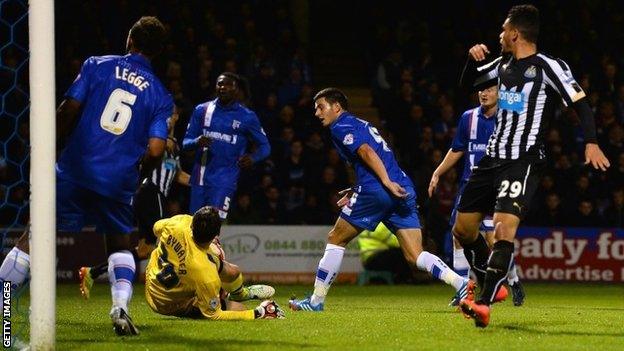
417;251;465;291
453;248;470;279
507;259;519;285
0;247;30;290
108;251;135;312
311;244;345;306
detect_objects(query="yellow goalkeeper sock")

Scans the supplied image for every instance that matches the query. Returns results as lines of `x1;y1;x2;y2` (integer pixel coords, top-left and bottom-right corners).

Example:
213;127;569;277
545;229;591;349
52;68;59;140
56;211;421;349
223;273;249;300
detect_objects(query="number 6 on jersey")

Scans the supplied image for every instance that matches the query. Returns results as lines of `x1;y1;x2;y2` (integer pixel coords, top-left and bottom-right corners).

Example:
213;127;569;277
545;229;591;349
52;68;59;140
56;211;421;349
100;88;137;135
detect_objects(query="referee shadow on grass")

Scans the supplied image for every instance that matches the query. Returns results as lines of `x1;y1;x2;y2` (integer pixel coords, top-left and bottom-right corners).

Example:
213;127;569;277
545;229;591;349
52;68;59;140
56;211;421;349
499;323;624;337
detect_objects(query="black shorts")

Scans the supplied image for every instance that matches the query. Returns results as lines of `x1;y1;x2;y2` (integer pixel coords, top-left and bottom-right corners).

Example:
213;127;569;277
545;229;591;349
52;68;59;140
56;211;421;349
134;180;166;243
457;155;545;219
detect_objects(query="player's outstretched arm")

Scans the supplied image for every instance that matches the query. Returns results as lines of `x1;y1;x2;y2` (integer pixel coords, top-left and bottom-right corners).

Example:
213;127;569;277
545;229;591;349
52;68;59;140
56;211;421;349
182;134;211;151
199;300;256;320
175;169;191;186
429;149;464;197
468;44;490;61
195;278;283;320
459;44;489;89
585;143;610;171
182;105;212;151
431;112;469;196
459;44;501;92
213;299;284;319
572;99;610;171
356;144;407;198
539;57;609;171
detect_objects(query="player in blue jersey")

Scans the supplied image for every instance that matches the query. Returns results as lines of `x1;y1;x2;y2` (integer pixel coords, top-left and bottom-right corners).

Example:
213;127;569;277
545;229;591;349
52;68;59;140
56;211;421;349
77;108;276;306
78;109;190;299
0;17;172;336
429;84;525;307
183;72;270;218
289;88;469;312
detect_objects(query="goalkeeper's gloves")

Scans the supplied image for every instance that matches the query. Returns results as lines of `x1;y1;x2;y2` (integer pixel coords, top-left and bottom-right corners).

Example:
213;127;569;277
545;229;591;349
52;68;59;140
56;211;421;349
254;300;285;319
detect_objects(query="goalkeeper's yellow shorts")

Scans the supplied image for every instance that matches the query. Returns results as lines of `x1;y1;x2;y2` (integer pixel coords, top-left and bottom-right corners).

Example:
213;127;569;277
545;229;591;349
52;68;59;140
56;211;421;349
145;279;205;318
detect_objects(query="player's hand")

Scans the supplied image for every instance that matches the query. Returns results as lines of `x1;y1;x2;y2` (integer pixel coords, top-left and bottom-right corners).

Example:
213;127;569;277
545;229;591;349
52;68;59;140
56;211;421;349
197;135;212;148
255;300;285;319
336;187;353;207
468;44;490;62
166;136;178;154
584;143;610;171
211;236;226;260
383;181;408;199
428;172;440;197
237;154;254;169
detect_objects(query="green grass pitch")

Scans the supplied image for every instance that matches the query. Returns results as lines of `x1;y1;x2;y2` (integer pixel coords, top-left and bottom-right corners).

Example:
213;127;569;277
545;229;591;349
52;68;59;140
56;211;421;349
12;283;624;350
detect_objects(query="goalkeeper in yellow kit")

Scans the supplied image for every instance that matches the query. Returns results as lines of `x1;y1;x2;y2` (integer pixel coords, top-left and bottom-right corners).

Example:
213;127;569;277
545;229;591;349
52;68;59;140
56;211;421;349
145;206;285;319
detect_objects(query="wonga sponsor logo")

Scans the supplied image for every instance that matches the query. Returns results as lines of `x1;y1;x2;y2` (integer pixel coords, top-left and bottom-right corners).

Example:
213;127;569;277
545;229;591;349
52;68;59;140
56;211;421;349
498;90;524;113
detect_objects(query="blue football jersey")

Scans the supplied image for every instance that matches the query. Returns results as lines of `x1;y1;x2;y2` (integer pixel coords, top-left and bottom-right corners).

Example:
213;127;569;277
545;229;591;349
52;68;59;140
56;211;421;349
330;112;413;190
56;54;173;204
182;99;271;189
450;107;497;183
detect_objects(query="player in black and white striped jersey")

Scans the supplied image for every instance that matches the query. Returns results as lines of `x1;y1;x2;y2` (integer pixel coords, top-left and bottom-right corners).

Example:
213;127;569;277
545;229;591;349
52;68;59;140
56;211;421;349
466;53;597;161
134;110;190;255
78;109;190;299
148;134;185;199
452;4;610;327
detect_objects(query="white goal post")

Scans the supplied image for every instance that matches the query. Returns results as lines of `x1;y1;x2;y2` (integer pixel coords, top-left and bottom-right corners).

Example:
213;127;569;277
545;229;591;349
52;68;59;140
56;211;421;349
29;0;56;349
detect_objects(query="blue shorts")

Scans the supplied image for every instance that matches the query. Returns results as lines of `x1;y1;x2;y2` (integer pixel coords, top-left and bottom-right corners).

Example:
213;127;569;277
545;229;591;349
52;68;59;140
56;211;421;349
450;183;494;232
189;184;233;219
339;186;420;232
57;178;133;234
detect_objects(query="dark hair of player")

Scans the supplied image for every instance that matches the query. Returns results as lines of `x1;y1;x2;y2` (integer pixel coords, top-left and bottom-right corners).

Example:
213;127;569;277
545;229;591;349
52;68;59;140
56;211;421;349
191;206;222;244
129;16;167;57
313;87;349;110
507;4;540;43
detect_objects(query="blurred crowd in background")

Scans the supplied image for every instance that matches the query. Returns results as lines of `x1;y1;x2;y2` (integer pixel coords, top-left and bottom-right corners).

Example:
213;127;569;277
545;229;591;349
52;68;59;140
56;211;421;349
366;1;624;239
1;1;622;250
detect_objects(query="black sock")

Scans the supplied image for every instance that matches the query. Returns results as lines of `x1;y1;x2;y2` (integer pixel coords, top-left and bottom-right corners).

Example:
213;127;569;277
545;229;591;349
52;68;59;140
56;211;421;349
479;240;514;305
90;249;141;280
90;262;108;279
460;234;490;287
131;248;140;267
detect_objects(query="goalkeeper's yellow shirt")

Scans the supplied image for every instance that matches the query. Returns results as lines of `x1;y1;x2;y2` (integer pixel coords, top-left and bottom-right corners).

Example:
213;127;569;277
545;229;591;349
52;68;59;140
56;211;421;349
145;214;254;320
